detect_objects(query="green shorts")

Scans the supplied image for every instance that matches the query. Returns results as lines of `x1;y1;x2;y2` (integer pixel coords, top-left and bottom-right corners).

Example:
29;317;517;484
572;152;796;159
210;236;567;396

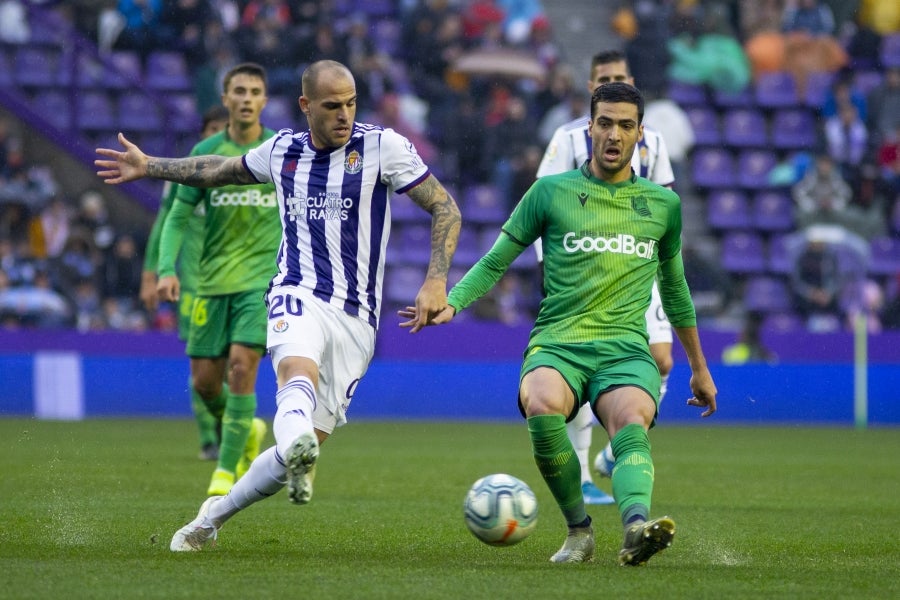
176;288;195;343
520;338;661;423
185;289;268;358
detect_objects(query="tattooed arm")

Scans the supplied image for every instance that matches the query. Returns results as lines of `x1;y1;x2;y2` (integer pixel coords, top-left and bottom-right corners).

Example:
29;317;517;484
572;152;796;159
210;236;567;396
407;174;461;281
95;133;256;187
402;174;462;333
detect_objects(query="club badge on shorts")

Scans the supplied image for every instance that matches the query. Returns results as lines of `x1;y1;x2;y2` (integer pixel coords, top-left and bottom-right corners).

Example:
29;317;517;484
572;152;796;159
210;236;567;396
272;319;289;333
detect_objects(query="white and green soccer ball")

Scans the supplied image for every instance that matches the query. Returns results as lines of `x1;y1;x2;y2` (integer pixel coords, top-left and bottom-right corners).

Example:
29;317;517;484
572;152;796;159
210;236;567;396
463;473;538;546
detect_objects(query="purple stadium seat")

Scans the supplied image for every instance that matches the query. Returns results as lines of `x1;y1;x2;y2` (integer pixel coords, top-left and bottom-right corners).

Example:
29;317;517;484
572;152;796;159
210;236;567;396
767;233;803;275
384;265;425;304
707;189;752;231
755;71;799;108
804;71;834;108
744;276;792;313
667;81;708;107
372;19;401;55
261;95;296;131
462;184;508;225
891;200;900;235
117;91;163;132
76;90;117;131
712;86;755;108
0;50;10;88
720;231;767;274
868;236;900;276
394;223;432;266
880;32;900;68
852;70;883;96
108;51;143;87
722;108;768;147
168;93;200;133
685;106;721;147
763;311;804;332
14;46;64;87
752;190;794;233
770;108;817;150
391;194;426;223
144;51;192;91
736;149;779;189
452;227;483;267
691;148;736;189
31;90;71;130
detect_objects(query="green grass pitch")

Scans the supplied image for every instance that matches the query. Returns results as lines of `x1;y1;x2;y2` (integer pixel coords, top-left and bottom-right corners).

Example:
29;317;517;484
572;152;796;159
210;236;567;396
1;418;898;599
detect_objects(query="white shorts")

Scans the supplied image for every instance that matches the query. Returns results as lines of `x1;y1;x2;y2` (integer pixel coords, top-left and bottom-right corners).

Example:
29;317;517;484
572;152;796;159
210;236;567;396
645;281;673;345
266;286;376;433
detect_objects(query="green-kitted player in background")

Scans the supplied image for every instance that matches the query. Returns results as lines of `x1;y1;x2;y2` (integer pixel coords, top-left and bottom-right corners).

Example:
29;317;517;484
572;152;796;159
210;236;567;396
157;63;279;497
401;82;718;566
141;104;230;461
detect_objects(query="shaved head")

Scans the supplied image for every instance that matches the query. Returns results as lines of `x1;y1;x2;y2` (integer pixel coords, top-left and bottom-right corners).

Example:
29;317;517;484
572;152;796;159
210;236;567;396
301;60;354;99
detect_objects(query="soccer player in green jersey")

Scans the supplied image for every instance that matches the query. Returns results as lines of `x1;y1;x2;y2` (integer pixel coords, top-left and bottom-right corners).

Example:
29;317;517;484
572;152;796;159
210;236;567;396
400;82;718;566
140;105;229;462
157;63;278;497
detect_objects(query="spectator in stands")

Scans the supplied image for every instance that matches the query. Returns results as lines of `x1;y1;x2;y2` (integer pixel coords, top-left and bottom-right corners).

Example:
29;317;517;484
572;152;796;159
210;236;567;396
54;230;102;303
0;266;72;328
38;196;72;260
792;154;853;229
102;233;143;304
876;124;900;194
866;66;900;152
158;0;216;71
73;190;116;257
781;0;835;36
824;102;869;186
789;238;845;330
481;92;538;209
115;0;165;58
236;0;297;94
821;70;867;121
721;311;777;365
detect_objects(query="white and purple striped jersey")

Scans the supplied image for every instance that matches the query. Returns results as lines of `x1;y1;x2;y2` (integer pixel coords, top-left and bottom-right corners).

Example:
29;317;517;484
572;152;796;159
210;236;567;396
243;123;430;330
536;114;674;185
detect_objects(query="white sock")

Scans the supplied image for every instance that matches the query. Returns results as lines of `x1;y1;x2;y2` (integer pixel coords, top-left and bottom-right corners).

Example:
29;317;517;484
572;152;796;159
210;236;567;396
602;443;615;465
659;373;669;404
274;376;317;459
566;403;595;483
209;446;285;525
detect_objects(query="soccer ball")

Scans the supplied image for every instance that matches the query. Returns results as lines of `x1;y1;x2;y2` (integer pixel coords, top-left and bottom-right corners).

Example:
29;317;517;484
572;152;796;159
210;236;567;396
463;473;538;546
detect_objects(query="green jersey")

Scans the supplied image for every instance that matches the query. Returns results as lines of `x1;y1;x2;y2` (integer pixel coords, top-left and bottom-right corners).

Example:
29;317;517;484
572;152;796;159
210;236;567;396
144;181;204;292
449;164;696;346
158;127;280;296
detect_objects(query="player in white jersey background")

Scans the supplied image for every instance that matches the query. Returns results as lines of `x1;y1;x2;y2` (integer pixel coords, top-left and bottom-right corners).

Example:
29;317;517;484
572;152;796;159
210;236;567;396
535;50;675;505
96;60;462;551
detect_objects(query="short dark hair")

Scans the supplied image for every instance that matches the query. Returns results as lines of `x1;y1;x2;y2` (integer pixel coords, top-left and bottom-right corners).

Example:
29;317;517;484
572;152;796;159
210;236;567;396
222;62;268;93
590;82;644;123
591;49;628;70
201;105;229;132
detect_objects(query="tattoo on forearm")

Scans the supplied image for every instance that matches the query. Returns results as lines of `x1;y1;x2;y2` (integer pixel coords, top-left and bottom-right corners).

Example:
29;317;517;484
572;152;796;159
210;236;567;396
409;176;461;279
147;156;252;187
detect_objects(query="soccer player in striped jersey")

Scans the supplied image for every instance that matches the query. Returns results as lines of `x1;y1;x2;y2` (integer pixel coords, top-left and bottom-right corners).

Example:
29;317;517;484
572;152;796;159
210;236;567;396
156;63;278;497
140;104;229;462
401;83;717;565
96;60;461;551
536;50;676;505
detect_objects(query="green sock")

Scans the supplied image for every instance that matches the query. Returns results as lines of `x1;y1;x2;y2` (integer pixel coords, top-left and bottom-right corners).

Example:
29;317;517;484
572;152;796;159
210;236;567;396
527;414;586;527
217;392;256;474
190;383;219;448
610;423;654;526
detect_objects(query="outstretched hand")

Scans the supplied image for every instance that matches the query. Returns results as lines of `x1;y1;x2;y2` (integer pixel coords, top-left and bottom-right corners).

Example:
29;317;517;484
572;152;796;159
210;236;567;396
686;367;718;418
95;133;148;184
397;277;454;333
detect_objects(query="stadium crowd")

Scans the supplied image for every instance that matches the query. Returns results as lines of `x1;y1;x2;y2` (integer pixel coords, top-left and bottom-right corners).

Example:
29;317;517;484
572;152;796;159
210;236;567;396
1;0;899;333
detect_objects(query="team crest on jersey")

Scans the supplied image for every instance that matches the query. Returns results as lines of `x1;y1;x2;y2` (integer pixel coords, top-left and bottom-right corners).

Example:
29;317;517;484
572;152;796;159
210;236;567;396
639;144;649;166
631;196;651;217
344;150;363;174
272;319;289;333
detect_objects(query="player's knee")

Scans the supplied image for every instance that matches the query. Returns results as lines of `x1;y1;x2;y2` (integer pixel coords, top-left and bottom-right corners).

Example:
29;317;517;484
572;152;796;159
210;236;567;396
653;353;674;378
192;375;222;400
